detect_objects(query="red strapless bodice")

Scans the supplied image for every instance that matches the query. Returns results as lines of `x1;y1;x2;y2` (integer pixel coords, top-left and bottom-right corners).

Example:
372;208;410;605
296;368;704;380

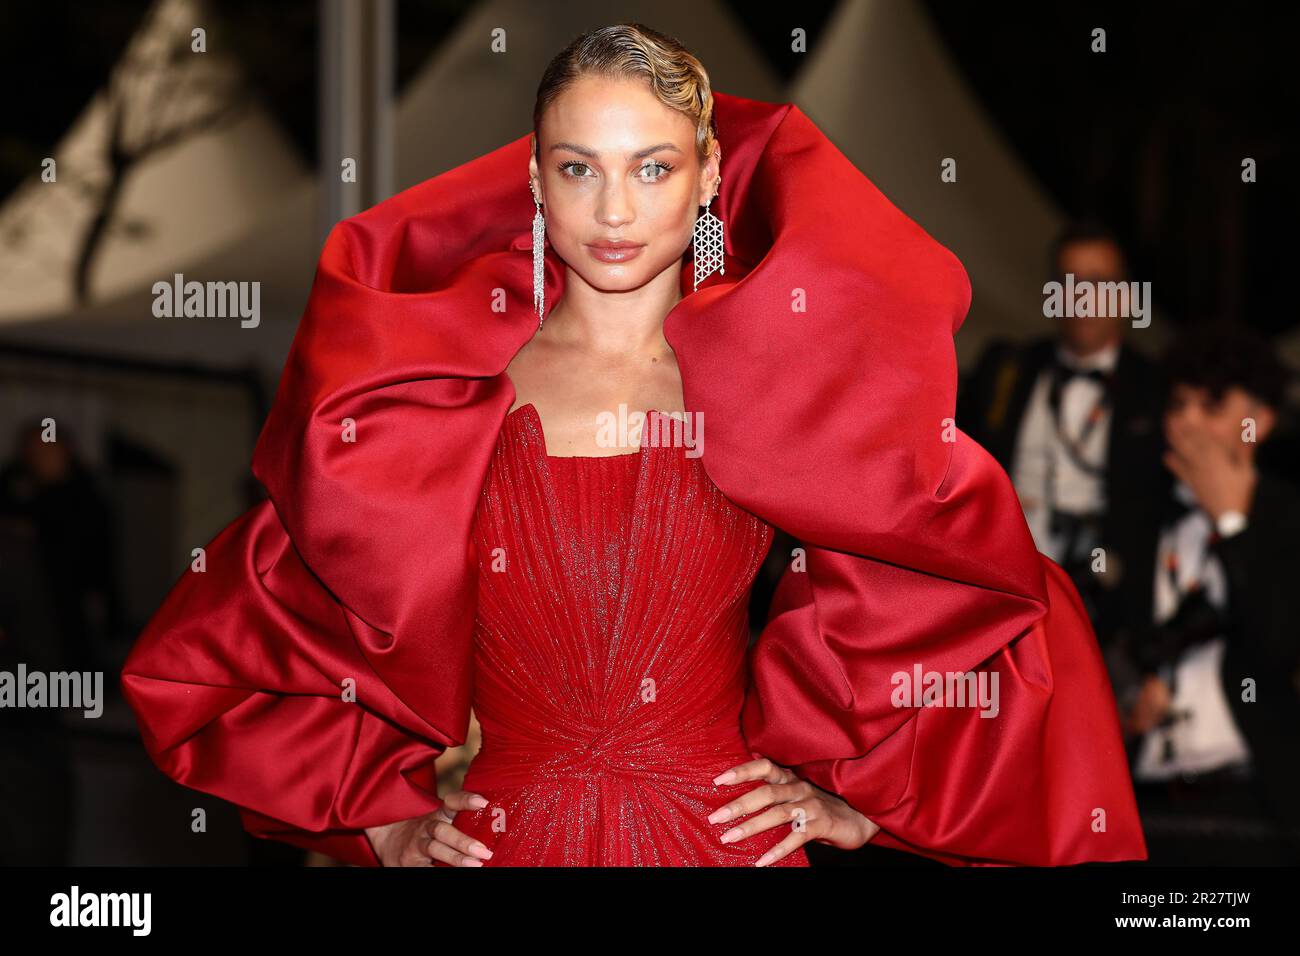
447;403;809;866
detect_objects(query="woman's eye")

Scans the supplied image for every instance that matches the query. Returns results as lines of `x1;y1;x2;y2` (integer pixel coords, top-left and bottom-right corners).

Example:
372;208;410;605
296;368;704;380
639;161;672;180
560;161;594;178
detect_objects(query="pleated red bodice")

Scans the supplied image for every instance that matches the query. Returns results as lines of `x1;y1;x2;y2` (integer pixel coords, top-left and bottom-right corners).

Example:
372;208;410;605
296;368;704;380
448;403;809;866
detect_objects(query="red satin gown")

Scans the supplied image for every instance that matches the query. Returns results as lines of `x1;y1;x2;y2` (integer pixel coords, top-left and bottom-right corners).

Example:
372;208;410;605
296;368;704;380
445;402;809;866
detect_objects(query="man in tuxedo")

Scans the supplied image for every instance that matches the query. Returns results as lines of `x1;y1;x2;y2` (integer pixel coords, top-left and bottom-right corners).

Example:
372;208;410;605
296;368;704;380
957;222;1168;678
1122;325;1300;864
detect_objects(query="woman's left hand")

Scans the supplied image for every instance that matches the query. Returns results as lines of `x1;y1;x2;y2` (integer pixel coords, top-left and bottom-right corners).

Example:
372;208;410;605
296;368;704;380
708;754;880;865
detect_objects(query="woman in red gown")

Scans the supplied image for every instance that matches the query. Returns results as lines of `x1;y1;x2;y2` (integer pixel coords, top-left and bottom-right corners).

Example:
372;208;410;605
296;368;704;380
443;401;815;866
121;24;1147;868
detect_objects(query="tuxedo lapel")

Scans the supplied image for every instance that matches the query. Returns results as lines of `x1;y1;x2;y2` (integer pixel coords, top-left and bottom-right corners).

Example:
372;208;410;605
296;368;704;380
990;338;1054;468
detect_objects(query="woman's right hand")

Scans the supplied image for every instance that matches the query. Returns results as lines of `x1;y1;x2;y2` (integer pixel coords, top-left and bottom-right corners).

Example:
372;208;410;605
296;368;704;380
364;789;494;866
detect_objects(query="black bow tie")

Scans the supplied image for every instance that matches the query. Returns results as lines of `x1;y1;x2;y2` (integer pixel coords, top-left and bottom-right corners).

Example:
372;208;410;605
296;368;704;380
1051;359;1111;387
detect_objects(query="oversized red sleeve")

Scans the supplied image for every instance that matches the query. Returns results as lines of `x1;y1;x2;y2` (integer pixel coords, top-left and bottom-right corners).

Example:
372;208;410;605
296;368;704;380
120;501;447;866
120;148;539;864
665;99;1148;865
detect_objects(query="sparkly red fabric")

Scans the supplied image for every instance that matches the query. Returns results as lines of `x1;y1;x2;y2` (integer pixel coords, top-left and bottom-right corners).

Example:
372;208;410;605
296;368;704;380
451;403;807;866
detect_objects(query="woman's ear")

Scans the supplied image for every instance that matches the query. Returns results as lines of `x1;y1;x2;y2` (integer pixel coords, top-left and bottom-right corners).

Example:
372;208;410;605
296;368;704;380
528;140;541;202
699;146;722;205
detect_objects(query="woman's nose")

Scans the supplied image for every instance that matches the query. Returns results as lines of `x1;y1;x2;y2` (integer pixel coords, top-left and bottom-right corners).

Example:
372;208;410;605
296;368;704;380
597;185;634;227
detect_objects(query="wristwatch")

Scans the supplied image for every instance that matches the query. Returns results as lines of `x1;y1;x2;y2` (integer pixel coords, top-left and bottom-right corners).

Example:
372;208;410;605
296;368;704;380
1215;510;1248;539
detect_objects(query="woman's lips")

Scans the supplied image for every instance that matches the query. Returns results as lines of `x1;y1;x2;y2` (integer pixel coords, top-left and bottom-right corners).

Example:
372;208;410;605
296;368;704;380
586;242;645;263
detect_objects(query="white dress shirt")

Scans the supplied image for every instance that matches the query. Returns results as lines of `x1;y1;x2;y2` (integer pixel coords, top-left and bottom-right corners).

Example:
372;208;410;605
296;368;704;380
1011;341;1118;561
1133;481;1252;780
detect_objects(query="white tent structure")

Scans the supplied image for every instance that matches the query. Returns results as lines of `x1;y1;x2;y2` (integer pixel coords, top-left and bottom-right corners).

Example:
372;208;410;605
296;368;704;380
790;0;1171;366
0;0;311;562
0;0;305;335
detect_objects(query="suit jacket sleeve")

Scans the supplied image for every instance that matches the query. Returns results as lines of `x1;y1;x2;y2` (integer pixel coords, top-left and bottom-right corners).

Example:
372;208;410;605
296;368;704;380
118;215;515;865
1210;471;1300;834
1211;472;1300;673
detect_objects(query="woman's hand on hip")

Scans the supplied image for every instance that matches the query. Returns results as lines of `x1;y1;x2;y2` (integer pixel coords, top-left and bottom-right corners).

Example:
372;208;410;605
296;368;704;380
708;754;880;865
365;789;493;866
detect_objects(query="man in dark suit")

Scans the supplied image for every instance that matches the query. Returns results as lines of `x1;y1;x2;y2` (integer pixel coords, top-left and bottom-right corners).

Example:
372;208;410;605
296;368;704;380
957;223;1168;687
1122;324;1300;864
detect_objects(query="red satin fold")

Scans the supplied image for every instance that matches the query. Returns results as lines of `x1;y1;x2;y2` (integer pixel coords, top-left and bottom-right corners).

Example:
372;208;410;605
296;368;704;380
122;90;1146;866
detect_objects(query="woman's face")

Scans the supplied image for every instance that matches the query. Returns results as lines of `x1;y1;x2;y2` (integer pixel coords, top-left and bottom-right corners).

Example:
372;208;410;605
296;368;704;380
529;74;720;295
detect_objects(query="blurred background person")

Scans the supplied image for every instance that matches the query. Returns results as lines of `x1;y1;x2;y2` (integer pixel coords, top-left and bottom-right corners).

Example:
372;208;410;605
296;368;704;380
1122;324;1300;864
0;421;118;675
957;222;1169;694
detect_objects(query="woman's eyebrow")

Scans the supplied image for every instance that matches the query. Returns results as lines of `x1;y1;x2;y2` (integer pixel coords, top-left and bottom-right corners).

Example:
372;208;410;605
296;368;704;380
549;141;684;160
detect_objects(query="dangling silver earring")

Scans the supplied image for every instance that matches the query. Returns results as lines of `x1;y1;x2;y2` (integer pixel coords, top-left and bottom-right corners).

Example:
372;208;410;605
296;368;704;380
531;184;546;329
692;175;724;292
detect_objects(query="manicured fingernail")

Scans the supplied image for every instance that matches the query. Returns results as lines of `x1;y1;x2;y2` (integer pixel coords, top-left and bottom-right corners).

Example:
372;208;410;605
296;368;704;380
713;771;736;785
708;806;732;823
462;857;484;867
469;794;489;809
754;852;775;867
720;828;741;844
470;842;493;859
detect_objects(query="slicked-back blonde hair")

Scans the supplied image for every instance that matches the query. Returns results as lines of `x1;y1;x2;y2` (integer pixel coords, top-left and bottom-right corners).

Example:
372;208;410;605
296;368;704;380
533;23;717;165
